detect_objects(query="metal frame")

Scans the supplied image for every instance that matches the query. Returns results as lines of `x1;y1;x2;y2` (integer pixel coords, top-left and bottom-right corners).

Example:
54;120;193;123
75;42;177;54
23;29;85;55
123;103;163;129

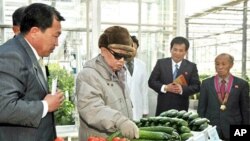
186;0;249;78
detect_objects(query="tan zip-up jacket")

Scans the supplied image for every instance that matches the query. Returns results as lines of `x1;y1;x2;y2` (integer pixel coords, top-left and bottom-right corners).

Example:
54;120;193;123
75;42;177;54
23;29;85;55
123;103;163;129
76;54;133;141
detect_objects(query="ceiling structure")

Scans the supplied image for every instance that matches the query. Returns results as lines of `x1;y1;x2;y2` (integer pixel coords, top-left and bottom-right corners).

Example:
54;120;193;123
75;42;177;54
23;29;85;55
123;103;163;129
186;0;249;41
185;0;249;78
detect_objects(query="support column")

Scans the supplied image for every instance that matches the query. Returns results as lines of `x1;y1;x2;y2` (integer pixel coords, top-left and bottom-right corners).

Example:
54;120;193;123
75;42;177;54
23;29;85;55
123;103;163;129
242;0;248;79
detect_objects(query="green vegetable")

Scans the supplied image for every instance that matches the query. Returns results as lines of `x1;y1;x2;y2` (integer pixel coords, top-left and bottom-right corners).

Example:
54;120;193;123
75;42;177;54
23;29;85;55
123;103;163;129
140;118;149;123
189;117;199;126
193;118;209;126
171;131;181;141
176;118;189;127
188;113;199;121
180;133;193;141
178;126;191;134
159;109;178;117
107;131;122;141
182;112;192;120
176;110;187;118
138;130;170;140
158;117;171;124
139;126;174;134
198;122;209;131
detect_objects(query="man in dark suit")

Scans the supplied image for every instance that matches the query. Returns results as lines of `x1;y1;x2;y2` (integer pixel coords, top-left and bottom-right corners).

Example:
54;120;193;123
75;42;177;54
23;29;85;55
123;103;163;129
12;6;26;35
198;53;249;141
0;3;65;141
148;36;200;116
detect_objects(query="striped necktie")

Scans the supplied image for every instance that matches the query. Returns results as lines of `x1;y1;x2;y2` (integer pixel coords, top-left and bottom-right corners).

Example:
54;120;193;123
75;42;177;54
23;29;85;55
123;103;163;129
173;64;179;80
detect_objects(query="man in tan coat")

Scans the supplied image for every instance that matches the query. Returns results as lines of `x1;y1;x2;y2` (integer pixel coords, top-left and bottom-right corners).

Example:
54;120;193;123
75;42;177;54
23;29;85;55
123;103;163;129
76;26;139;141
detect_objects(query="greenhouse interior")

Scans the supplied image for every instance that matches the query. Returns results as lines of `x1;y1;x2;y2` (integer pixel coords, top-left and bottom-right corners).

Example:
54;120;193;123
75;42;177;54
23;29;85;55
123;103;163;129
0;0;249;141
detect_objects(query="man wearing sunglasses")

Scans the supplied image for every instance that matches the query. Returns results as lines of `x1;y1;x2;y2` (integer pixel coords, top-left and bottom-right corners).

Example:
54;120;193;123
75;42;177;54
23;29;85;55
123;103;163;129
76;26;139;141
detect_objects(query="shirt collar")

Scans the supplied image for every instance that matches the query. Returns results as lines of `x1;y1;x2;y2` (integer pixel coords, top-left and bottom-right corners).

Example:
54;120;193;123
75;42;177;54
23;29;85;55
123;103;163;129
25;38;40;61
219;75;230;83
171;59;182;68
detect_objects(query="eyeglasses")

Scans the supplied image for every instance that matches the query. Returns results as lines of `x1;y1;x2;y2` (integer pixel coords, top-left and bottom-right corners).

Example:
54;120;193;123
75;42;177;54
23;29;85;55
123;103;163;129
106;48;129;60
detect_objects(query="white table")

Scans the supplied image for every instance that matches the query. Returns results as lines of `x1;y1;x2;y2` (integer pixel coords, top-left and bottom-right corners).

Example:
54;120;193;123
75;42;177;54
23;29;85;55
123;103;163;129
56;125;78;141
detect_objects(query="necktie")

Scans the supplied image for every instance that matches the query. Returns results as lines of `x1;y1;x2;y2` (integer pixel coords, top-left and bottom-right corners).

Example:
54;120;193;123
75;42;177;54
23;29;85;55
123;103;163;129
173;64;178;80
127;61;134;75
220;79;226;100
38;58;47;80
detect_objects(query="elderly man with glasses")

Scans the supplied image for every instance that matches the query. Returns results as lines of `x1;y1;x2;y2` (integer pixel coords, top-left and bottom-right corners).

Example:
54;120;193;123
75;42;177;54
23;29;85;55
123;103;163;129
76;26;139;141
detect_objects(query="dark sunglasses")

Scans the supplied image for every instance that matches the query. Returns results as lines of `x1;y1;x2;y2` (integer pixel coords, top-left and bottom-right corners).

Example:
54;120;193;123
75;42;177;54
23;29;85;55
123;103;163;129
106;48;129;60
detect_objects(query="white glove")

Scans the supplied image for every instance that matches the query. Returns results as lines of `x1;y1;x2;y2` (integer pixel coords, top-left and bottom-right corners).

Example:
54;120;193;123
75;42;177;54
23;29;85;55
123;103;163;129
119;120;139;139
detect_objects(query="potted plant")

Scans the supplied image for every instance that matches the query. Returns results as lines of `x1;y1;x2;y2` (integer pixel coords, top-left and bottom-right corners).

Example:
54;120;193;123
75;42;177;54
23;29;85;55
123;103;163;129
47;63;75;125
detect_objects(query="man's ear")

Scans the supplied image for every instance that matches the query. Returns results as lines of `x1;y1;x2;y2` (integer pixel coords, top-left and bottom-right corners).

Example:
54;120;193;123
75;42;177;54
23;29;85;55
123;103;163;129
12;26;20;35
100;47;107;56
29;27;40;38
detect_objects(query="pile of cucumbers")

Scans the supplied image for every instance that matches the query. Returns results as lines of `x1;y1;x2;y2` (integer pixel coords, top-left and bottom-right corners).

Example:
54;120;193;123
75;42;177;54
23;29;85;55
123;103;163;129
159;109;210;131
132;109;210;140
108;109;210;141
134;118;192;140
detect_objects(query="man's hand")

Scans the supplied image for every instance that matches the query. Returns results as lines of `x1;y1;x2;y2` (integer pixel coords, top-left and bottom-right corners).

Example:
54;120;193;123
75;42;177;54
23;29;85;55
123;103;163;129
44;91;64;112
166;83;182;94
119;120;139;139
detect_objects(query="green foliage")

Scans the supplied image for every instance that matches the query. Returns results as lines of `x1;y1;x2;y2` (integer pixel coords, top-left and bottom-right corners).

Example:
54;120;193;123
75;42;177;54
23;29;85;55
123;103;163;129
48;64;75;95
189;74;211;100
199;74;211;81
48;63;75;125
55;101;75;125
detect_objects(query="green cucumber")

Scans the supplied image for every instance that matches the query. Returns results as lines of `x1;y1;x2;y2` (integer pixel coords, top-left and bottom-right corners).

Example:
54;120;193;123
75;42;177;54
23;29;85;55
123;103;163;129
140;118;149;124
159;109;178;117
171;131;181;141
178;126;191;133
177;119;189;127
188;113;199;121
176;110;187;118
138;130;170;140
158;117;171;124
198;122;209;131
139;126;174;134
193;118;209;126
180;132;193;141
182;112;192;120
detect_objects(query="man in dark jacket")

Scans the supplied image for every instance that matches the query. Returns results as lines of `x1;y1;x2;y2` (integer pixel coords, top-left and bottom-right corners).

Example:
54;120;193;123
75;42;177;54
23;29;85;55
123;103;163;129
148;36;200;116
198;53;249;140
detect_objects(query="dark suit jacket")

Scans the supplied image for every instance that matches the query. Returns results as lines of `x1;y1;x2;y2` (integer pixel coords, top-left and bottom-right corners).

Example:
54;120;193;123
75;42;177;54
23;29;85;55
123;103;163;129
148;58;200;116
198;76;249;140
0;34;56;141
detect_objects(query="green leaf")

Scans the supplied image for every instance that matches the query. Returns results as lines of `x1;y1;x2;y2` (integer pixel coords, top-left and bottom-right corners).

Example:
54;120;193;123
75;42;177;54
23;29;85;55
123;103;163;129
48;63;75;125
